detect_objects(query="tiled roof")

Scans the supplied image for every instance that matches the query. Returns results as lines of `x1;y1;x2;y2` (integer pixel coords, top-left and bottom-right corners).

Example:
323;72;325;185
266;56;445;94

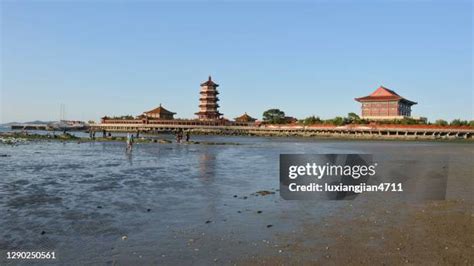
355;95;402;101
144;104;176;115
200;76;219;87
195;111;222;115
355;86;417;105
235;112;256;122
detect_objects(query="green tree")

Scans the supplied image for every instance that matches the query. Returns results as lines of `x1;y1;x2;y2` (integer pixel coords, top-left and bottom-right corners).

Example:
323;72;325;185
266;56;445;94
347;112;360;123
301;115;322;125
450;119;468;126
262;109;286;124
399;118;418;125
434;119;448;126
325;116;347;126
469;121;474;128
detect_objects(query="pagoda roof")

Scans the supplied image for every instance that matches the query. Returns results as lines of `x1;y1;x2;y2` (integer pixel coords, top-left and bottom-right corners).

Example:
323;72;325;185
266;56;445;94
195;111;222;115
235;112;257;122
200;76;219;87
144;104;176;115
355;86;417;105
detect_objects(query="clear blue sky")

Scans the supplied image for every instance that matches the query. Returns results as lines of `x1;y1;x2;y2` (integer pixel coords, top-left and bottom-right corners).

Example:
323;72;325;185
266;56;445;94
1;1;472;123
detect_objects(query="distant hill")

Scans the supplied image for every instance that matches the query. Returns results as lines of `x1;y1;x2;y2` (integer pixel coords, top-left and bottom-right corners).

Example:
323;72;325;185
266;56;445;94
0;121;56;127
0;122;18;127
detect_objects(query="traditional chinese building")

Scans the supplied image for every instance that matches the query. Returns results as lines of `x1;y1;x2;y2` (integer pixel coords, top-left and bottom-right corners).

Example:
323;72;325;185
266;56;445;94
234;112;257;123
195;76;222;120
355;86;417;120
142;104;176;120
100;104;176;124
284;116;298;124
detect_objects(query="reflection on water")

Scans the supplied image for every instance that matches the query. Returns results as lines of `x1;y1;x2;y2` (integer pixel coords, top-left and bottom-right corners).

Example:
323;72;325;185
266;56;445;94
125;149;133;166
199;152;216;181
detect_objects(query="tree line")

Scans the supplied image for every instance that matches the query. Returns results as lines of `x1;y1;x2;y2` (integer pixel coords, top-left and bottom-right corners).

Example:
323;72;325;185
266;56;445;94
261;108;474;127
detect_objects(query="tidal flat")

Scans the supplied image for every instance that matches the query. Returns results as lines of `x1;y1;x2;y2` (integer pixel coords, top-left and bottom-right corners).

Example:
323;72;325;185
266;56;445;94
0;135;472;265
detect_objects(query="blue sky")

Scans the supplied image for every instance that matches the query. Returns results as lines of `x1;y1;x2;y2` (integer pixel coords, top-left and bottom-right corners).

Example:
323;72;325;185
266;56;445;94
1;1;472;123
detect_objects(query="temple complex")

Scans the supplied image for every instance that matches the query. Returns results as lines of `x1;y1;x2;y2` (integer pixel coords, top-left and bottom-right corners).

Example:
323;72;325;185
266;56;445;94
91;79;474;140
195;76;222;120
355;86;417;120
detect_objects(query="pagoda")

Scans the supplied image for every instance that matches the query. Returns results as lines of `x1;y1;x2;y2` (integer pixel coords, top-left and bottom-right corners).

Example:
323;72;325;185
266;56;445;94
195;76;222;120
355;86;417;120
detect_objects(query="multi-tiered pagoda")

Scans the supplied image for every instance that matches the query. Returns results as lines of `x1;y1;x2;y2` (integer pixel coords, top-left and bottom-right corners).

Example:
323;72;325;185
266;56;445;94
195;76;222;120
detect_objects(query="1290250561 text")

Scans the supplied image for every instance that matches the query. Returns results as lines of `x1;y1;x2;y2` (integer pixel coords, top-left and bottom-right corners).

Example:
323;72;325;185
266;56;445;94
6;251;56;260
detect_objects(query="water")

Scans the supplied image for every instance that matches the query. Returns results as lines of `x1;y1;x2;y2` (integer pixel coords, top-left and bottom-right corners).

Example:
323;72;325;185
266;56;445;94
0;127;11;133
0;136;470;264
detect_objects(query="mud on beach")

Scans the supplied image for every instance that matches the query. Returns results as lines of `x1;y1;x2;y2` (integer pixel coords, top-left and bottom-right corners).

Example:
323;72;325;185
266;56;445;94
0;136;472;265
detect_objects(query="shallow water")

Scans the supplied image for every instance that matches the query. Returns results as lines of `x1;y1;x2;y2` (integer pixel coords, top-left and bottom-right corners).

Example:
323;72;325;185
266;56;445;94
0;136;471;264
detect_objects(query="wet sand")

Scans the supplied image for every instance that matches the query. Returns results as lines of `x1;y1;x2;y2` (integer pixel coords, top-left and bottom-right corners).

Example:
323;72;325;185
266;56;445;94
242;199;473;265
0;136;472;265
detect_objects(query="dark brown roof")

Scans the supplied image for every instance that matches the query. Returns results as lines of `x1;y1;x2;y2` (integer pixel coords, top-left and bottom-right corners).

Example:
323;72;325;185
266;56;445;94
200;76;219;87
144;104;176;115
355;95;402;101
235;112;256;122
195;111;222;115
355;86;417;105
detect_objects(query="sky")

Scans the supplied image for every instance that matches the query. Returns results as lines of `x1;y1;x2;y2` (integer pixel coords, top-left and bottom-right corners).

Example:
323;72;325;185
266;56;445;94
1;0;472;123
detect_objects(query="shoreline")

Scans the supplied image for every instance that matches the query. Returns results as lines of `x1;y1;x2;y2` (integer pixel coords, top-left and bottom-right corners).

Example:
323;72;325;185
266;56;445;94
1;130;473;144
0;132;243;146
187;129;474;143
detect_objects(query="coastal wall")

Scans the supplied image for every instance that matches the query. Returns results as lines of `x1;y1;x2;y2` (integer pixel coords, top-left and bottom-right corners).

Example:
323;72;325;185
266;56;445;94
90;123;474;140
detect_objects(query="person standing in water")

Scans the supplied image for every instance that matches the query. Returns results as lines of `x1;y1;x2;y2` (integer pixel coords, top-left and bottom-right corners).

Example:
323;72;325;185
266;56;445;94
126;133;134;152
185;131;190;142
176;130;183;143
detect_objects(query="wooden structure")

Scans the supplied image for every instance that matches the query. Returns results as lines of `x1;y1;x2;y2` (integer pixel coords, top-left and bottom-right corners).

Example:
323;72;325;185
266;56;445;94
235;113;257;123
355;86;417;120
195;76;222;120
142;104;176;120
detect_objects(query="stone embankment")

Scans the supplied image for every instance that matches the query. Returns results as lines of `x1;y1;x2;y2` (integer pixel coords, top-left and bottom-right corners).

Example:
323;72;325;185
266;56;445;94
90;123;474;141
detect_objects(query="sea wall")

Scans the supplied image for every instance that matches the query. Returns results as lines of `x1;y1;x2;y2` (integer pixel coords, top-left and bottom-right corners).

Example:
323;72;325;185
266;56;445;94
186;128;472;141
90;123;474;141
